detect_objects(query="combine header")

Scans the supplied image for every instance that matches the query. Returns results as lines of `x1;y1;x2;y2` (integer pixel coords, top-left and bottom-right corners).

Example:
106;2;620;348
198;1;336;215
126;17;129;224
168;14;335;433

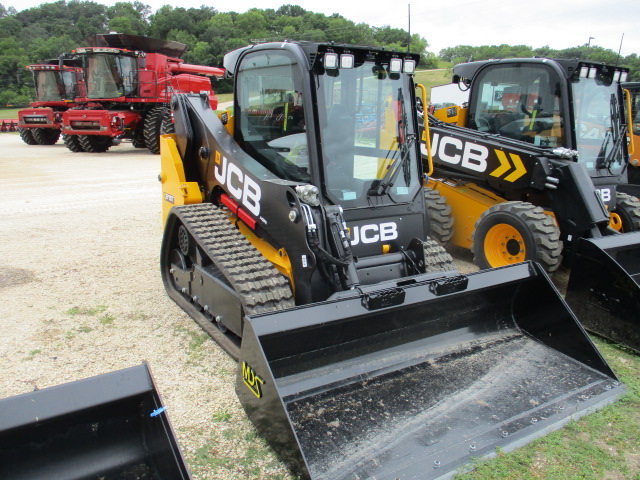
1;118;18;132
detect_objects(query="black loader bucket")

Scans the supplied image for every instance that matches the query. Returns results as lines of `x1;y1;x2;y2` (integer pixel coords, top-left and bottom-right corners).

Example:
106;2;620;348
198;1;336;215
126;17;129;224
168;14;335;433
237;262;623;480
0;363;190;480
565;231;640;353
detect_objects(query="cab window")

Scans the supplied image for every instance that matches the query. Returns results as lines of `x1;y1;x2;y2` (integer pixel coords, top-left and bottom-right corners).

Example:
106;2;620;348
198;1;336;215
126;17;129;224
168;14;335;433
469;65;565;148
235;50;309;182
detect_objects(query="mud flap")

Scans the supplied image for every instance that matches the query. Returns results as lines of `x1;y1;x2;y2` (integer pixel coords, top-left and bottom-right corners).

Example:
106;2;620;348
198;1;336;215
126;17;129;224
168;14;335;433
565;231;640;352
0;363;190;480
237;262;623;480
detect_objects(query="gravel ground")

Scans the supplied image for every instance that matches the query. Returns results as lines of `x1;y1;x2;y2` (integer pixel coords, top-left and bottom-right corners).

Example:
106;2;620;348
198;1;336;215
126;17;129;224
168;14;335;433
1;132;563;479
0;133;291;479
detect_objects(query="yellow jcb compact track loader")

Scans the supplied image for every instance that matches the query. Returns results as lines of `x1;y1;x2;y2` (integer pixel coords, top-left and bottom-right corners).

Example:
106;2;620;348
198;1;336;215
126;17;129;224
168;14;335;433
421;59;640;352
159;42;623;479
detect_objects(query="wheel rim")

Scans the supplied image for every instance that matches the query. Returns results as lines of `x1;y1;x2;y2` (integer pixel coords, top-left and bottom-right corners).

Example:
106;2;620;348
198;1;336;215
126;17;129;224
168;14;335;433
609;212;623;232
484;223;526;267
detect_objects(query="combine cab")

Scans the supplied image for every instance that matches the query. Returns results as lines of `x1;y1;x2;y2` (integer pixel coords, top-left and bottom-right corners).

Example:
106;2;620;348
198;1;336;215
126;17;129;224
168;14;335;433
17;57;83;145
159;42;625;479
61;33;224;154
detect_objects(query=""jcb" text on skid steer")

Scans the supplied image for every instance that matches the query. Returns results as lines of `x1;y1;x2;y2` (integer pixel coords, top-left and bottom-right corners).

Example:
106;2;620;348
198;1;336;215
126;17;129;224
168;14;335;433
422;133;488;173
214;152;262;217
350;222;398;245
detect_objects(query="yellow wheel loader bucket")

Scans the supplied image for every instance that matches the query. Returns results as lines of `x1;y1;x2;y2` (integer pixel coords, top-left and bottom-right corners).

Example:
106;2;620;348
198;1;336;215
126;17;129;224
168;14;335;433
236;262;622;480
565;231;640;353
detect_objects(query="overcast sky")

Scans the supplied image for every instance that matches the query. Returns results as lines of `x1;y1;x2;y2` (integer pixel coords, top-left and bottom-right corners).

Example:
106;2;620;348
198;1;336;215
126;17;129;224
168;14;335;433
3;0;639;57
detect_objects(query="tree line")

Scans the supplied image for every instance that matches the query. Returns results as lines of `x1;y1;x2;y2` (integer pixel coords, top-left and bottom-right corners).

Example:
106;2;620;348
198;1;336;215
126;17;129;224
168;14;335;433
0;1;638;106
440;44;640;79
0;1;432;105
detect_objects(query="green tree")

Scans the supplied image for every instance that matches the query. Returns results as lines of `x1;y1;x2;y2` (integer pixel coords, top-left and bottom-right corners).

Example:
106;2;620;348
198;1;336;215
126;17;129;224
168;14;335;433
106;1;150;35
148;6;195;40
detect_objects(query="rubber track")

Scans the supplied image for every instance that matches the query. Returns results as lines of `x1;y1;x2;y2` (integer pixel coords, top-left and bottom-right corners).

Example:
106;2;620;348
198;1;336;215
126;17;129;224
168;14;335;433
423;236;456;272
173;203;295;316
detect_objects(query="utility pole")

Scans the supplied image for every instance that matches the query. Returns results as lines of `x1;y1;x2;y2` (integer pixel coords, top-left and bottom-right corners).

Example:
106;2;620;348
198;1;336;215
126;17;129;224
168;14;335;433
585;36;594;60
616;33;624;66
408;4;411;53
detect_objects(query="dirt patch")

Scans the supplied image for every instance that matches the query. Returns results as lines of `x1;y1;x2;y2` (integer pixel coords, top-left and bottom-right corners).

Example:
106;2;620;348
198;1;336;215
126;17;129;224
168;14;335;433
0;266;37;290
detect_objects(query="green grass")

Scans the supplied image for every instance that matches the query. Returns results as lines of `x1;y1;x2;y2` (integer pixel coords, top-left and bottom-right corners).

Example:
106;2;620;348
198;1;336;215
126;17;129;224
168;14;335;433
186;423;294;480
216;93;233;105
415;68;452;101
66;305;108;316
0;108;20;119
453;338;640;480
182;337;638;480
24;349;42;360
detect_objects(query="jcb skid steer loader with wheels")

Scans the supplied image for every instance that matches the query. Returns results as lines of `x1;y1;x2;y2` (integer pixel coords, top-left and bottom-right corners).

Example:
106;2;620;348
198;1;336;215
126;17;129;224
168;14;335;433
159;42;623;479
421;58;640;352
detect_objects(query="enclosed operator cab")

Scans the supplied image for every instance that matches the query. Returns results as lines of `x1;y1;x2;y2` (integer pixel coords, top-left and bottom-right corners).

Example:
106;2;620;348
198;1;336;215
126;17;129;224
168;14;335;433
75;47;138;99
456;59;632;200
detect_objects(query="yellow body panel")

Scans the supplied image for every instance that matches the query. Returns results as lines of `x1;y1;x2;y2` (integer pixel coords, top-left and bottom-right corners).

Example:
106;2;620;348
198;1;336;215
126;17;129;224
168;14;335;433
217;108;234;137
159;133;294;286
433;105;468;127
159;134;204;224
234;217;294;288
427;178;504;249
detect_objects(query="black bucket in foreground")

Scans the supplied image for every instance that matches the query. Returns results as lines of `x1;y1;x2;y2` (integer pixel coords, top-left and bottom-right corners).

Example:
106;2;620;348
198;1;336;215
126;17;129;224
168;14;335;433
237;262;623;480
0;363;190;480
565;231;640;353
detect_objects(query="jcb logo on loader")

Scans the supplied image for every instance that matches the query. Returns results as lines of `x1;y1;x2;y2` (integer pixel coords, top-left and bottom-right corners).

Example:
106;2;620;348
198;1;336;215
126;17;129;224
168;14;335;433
423;132;527;182
350;222;398;246
214;152;262;217
242;361;265;399
424;132;488;173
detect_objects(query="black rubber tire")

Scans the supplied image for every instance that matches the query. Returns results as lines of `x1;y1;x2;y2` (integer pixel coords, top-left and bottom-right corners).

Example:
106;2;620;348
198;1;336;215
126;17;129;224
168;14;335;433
472;201;563;272
18;128;38;145
613;192;640;232
63;133;85;152
161;110;175;135
423;236;456;272
32;128;61;145
144;106;171;154
423;187;454;245
78;135;112;153
132;130;146;148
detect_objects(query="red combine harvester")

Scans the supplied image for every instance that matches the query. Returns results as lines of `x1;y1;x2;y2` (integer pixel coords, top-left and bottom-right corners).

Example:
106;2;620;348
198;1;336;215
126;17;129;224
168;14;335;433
62;34;224;153
16;57;83;145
